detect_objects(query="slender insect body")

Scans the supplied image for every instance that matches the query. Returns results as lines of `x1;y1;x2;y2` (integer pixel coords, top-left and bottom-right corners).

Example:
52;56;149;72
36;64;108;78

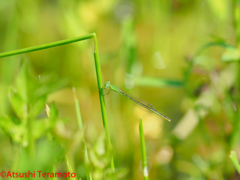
103;81;171;122
118;90;171;122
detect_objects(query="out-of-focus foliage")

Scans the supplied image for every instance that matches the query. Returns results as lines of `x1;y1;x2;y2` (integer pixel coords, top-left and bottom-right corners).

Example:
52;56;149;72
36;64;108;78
1;0;240;180
0;61;68;144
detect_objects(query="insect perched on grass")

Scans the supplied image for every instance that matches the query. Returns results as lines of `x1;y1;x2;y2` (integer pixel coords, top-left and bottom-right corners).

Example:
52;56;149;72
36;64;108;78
103;81;171;122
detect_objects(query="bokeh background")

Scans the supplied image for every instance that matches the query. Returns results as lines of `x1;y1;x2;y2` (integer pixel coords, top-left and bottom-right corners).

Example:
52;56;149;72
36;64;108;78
0;0;239;180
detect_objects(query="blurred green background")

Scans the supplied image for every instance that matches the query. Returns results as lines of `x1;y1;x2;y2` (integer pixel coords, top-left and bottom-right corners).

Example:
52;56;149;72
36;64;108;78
0;0;240;179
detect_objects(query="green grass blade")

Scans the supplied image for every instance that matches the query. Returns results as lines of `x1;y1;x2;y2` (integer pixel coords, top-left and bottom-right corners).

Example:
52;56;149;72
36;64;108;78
229;151;240;174
134;76;183;88
73;88;92;180
0;33;94;58
93;34;115;172
139;118;149;180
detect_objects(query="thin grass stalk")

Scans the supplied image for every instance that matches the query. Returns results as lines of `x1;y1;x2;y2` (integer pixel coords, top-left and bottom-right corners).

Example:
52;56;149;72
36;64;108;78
93;34;115;171
0;33;94;58
139;118;149;180
73;88;92;180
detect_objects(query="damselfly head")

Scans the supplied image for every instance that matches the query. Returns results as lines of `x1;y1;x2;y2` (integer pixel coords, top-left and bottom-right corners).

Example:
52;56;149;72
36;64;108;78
103;81;110;88
102;81;111;95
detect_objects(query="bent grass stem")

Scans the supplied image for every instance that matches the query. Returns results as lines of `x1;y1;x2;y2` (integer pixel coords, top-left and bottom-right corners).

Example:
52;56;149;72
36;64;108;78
0;33;115;172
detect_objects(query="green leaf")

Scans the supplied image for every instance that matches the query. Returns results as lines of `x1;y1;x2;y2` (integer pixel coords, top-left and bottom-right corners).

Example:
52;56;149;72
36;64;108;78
0;116;26;143
134;76;183;88
28;96;47;119
30;105;60;140
0;116;14;135
31;118;49;140
89;132;112;169
44;103;59;128
196;40;233;56
8;87;26;119
49;103;58;123
222;47;240;62
104;167;129;180
34;77;69;98
15;61;29;103
207;0;230;22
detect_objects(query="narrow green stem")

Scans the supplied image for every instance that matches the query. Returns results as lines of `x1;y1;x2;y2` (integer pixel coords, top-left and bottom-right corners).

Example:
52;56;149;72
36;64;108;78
229;151;240;174
93;34;115;171
73;88;92;180
139;118;149;180
0;33;94;58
